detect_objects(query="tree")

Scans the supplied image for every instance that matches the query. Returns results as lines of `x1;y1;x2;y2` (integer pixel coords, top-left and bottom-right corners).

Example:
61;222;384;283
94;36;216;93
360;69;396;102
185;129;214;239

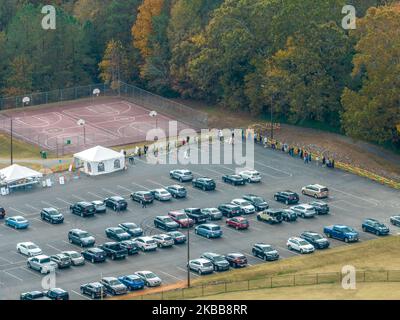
99;39;129;89
3;55;33;96
341;5;400;145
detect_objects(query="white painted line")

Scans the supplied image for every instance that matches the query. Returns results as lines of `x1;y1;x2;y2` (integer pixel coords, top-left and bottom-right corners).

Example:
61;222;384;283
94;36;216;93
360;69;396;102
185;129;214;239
25;204;40;212
254;160;293;177
176;266;200;277
46;244;63;252
87;191;104;199
158;271;184;281
3;270;23;282
56;198;72;205
72;290;91;300
9;207;26;215
0;256;13;264
117;185;132;193
131;182;150;190
102;188;119;196
329;187;379;206
41;201;60;209
147;180;166;188
20;267;42;278
72;194;86;201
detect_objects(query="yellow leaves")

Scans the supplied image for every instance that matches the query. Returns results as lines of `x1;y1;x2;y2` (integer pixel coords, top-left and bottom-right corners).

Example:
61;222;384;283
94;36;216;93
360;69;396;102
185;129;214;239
397;124;400;133
132;0;164;59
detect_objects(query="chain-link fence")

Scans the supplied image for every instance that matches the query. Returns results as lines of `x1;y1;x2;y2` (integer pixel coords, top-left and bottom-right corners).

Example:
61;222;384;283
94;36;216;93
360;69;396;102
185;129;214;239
126;270;400;300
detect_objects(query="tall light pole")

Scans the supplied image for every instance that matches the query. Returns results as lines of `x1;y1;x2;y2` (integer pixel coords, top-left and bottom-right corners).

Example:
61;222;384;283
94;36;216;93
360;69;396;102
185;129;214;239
270;95;274;140
10;117;13;165
187;225;191;288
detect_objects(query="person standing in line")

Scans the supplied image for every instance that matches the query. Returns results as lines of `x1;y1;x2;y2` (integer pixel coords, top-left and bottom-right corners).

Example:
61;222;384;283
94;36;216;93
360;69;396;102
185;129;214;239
142;200;147;209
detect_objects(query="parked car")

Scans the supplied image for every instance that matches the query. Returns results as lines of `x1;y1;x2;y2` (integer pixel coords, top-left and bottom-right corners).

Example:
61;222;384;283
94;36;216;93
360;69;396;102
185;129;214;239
231;199;256;215
5;216;29;229
118;222;143;237
238;170;261;183
256;209;283;224
192;177;216;191
27;255;57;274
184;208;208;224
281;209;298;222
201;208;223;221
0;207;5;219
91;200;106;213
120;240;139;255
287;237;315;254
309;201;330;215
82;248;107;263
218;203;242;218
166;185;187;198
17;242;42;257
300;231;330;249
226;217;249;230
100;277;128;296
200;252;230;271
154;216;180;231
290;204;316;218
225;253;248;268
150;188;172;201
323;225;359;243
50;253;72;269
118;275;145;291
68;229;95;247
252;243;280;261
99;242;128;260
242;194;269;211
274;191;299;205
222;174;246;186
167;231;187;244
390;216;400;227
62;251;85;266
168;210;195;228
170;169;193;182
20;291;50;300
188;258;214;275
105;227;132;241
302;184;329;199
195;224;223;238
80;282;106;299
152;234;174;248
130;191;154;205
40;208;64;224
44;288;69;300
134;236;158;252
135;271;162;287
362;218;390;236
70;202;96;217
104;196;128;211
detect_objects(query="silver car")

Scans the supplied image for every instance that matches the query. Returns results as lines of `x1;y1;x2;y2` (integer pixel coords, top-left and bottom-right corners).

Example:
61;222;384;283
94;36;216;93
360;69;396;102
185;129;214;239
62;251;85;266
290;204;316;218
201;208;223;220
27;255;57;274
92;200;106;213
152;234;174;248
100;277;127;296
135;271;162;287
151;189;172;201
188;258;214;275
170;169;193;182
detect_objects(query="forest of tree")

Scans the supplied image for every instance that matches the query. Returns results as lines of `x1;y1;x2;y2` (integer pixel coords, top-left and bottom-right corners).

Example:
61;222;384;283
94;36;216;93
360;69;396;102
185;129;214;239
0;0;399;148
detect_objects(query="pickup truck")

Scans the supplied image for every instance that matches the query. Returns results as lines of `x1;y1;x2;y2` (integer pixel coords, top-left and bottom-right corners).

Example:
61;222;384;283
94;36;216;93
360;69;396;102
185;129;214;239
323;225;359;243
98;242;128;260
0;207;5;219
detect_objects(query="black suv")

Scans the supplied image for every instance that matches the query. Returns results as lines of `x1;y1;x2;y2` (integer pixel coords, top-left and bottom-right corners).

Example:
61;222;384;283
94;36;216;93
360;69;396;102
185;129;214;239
252;243;280;261
309;201;330;215
218;204;241;218
131;191;154;204
242;194;269;211
99;242;128;260
274;191;299;205
154;216;180;231
44;288;69;300
184;208;208;224
105;196;128;211
0;207;5;219
40;208;64;224
300;231;330;249
70;202;96;217
68;229;96;247
281;209;298;222
222;175;246;186
80;282;107;299
192;177;216;191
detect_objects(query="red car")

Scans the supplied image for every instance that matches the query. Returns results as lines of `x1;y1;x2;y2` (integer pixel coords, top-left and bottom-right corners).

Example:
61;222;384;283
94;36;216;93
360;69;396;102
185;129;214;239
226;217;249;230
0;207;5;219
168;210;194;228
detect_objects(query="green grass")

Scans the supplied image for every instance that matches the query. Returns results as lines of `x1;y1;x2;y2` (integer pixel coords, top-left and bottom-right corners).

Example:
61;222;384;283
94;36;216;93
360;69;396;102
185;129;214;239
0;133;44;159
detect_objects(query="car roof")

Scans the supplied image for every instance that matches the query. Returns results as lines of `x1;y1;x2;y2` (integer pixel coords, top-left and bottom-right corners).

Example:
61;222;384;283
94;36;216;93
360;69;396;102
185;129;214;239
77;201;92;206
102;277;118;281
110;196;124;200
35;255;50;259
89;247;103;252
10;215;25;220
193;258;211;264
227;253;245;257
199;223;219;228
289;237;304;241
19;241;36;246
137;236;154;241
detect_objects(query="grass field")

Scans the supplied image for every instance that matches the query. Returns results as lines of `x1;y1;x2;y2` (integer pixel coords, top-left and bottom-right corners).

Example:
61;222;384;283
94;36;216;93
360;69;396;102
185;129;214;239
0;133;44;159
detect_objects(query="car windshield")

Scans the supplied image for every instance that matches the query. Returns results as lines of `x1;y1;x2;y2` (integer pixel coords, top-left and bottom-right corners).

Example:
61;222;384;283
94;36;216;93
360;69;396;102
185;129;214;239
239;201;251;206
79;232;90;238
261;246;273;252
176;214;188;220
109;280;120;286
16;217;26;222
213;255;225;262
163;236;172;241
124;223;137;229
320;188;329;192
41;258;51;263
310;234;322;240
144;273;156;279
203;262;213;268
210;226;220;231
27;244;37;250
190;209;201;214
146;240;156;245
252;197;263;204
184;172;192;175
299;240;309;246
163;217;174;223
70;253;80;258
48;210;59;215
115;229;125;234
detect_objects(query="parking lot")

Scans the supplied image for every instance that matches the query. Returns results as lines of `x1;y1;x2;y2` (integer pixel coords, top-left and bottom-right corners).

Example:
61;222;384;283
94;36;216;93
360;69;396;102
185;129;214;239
0;142;399;300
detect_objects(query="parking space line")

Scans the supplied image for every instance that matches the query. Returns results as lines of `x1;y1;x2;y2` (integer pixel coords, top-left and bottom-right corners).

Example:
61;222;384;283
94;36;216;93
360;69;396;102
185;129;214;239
131;182;150;190
72;194;86;201
46;244;63;252
176;266;200;277
72;290;91;300
9;207;27;215
102;188;119;196
41;201;60;209
254;160;293;177
56;198;72;205
0;256;13;264
3;270;23;282
19;267;43;278
117;185;132;193
87;191;104;199
158;271;184;282
25;204;40;212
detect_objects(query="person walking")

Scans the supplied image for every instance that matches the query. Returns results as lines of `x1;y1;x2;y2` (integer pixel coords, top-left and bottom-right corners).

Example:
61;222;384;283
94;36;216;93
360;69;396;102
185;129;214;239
142;200;147;209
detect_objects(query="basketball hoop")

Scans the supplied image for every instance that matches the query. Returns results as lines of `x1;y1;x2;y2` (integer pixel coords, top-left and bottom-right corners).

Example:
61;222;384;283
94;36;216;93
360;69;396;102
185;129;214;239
93;88;100;97
22;97;30;106
77;119;86;126
149;111;158;118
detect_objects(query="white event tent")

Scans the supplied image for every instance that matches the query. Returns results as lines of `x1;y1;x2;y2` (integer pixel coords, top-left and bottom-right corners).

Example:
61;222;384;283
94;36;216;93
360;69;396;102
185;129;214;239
73;146;125;176
0;164;43;189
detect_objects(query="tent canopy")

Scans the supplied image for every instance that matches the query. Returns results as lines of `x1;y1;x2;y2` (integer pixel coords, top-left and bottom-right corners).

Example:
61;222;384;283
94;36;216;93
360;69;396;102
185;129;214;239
0;164;43;184
74;146;123;162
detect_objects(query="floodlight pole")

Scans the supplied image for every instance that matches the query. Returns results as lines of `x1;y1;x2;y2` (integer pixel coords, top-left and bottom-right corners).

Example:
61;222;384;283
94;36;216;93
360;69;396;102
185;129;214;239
187;226;191;288
10;117;13;165
270;96;274;140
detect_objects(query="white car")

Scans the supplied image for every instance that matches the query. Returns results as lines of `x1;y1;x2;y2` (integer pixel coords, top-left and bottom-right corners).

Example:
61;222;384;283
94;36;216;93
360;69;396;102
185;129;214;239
151;189;172;201
16;242;42;257
287;237;315;254
188;258;214;275
170;169;193;182
27;255;57;274
231;199;256;214
301;184;329;198
152;234;174;248
290;204;316;218
135;270;162;287
239;170;261;183
134;236;158;251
